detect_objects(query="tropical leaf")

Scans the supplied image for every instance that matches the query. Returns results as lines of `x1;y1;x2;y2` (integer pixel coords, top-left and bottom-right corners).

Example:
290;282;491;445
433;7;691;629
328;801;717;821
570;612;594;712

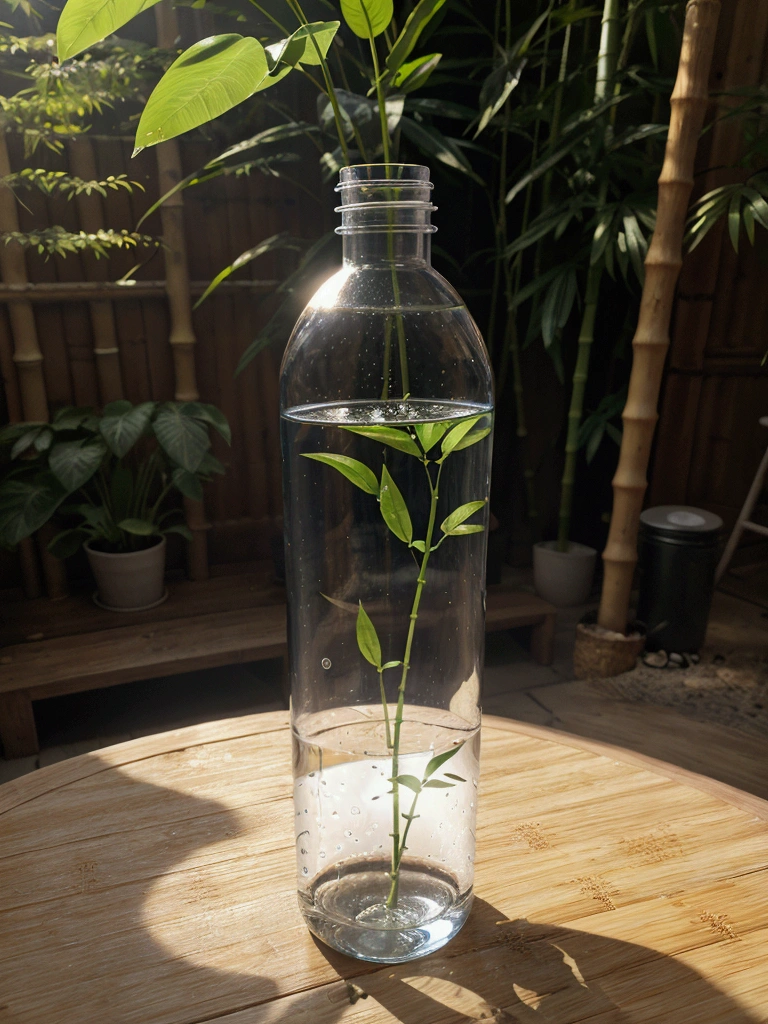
57;0;161;61
0;473;68;546
163;522;193;540
134;35;271;154
302;453;379;495
172;467;204;501
266;21;339;70
48;438;106;492
379;465;412;544
340;0;393;39
154;405;210;472
47;527;89;559
356;601;382;668
179;403;231;445
386;0;446;74
118;518;157;536
99;401;155;458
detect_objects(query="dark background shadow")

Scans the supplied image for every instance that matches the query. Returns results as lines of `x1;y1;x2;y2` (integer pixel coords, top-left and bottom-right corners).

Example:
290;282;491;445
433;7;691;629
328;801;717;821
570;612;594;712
0;757;762;1024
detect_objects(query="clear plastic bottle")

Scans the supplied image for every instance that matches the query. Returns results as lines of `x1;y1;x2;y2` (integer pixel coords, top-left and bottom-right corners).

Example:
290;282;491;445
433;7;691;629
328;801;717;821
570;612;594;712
280;164;493;963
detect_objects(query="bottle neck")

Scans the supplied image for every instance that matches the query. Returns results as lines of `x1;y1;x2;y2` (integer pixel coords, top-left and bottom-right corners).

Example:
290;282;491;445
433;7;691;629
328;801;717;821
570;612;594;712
342;227;432;266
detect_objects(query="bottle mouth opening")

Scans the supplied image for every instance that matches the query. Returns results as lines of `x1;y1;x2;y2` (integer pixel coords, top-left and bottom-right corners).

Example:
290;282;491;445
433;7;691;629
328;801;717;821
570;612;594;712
335;164;432;191
335;164;436;234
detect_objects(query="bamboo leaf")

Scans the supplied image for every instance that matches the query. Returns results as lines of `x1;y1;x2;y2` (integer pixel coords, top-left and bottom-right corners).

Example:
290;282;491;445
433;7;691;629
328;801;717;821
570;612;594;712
423;779;454;788
302;453;379;495
414;420;450;452
441;416;481;456
444;772;466;782
134;35;271;154
728;191;742;252
340;0;392;39
622;213;647;283
194;233;305;308
541;268;577;347
386;0;446;73
381;660;401;670
341;424;421;457
441;499;486;535
390;774;422;793
411;539;426;552
393;52;442;94
424;742;463;778
380;465;412;544
356;601;382;668
399;118;484;185
451;426;491;452
743;202;756;245
57;0;161;61
448;524;484;535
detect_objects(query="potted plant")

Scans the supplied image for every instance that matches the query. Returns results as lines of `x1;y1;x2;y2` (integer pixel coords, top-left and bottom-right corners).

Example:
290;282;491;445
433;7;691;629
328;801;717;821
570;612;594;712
0;400;229;610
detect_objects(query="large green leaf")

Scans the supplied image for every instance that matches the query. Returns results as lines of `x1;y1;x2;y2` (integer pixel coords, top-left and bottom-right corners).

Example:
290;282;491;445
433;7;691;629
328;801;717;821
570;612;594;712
134;35;271;154
266;21;340;70
440;500;486;535
57;0;161;61
379;465;412;545
49;438;106;493
356;601;382;668
177;402;232;445
154;405;210;472
302;453;379;495
100;401;155;458
0;473;68;546
48;528;90;559
172;467;204;501
340;0;392;39
386;0;446;74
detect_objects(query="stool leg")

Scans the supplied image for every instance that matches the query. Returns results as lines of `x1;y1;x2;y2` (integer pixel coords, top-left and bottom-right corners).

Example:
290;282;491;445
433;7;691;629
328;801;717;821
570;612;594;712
530;613;556;666
0;690;39;759
716;441;768;582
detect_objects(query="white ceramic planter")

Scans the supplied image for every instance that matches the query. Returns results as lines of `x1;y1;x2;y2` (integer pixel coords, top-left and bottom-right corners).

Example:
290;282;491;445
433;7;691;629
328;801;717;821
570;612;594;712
85;536;167;611
533;540;597;607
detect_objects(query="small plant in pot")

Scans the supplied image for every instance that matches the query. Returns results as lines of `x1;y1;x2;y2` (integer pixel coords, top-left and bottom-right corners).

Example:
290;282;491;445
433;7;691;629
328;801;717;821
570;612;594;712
0;400;229;610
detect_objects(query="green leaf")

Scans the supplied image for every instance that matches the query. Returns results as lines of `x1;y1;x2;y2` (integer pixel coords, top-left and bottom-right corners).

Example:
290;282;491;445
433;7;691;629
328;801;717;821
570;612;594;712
381;660;401;670
728;191;742;252
100;401;155;458
0;473;68;545
356;601;382;668
444;772;466;782
414;420;450;453
423;779;454;789
194;234;305;308
33;430;53;453
47;528;89;559
411;539;426;552
134;35;270;154
387;0;446;73
441;416;481;457
379;465;412;545
172;467;204;501
340;0;392;39
302;453;378;495
163;522;193;541
267;21;339;69
341;424;422;457
118;518;158;536
441;499;486;535
541;268;577;348
399;118;484;186
424;742;463;778
393;53;442;93
447;523;484;535
390;774;422;794
10;428;43;459
57;0;161;61
450;426;491;452
49;439;106;492
178;402;232;444
198;452;227;476
154;405;210;472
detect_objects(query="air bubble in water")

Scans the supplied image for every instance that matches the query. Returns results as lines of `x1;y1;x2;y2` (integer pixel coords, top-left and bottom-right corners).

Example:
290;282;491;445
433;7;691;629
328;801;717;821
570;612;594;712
321;658;332;670
351;806;360;815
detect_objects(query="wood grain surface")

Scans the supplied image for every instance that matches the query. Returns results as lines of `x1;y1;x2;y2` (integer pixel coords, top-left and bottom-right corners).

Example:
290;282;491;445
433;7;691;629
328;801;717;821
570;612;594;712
0;713;766;1024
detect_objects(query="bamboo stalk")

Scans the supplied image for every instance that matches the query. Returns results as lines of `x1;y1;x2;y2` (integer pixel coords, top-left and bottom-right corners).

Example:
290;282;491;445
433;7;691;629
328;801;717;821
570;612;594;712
154;0;209;582
556;0;620;553
0;133;68;599
68;138;124;404
598;0;721;634
0;280;280;302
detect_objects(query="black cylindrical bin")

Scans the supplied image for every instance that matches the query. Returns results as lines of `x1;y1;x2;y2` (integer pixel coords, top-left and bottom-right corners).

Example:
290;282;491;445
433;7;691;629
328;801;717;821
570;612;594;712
636;506;723;653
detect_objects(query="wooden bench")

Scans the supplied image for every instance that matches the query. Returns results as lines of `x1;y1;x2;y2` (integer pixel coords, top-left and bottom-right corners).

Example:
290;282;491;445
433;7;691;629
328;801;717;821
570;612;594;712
0;571;556;759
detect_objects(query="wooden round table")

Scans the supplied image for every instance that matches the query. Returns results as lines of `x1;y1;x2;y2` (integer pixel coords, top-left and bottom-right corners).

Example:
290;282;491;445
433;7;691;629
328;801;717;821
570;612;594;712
1;711;766;1023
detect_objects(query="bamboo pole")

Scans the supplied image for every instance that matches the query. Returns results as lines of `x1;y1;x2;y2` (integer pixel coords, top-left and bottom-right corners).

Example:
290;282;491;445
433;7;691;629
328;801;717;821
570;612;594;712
68;138;124;404
0;133;68;599
0;280;279;302
154;0;209;581
598;0;721;634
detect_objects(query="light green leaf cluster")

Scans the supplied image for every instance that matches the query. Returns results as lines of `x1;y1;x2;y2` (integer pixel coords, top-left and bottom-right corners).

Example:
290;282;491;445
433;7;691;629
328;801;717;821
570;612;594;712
1;227;157;259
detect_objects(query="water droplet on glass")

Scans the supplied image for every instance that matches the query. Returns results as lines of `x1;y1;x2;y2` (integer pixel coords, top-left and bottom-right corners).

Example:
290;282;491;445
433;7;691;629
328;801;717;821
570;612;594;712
351;806;360;815
302;867;308;875
321;658;331;670
331;810;339;818
319;851;326;859
336;844;342;851
300;848;308;855
344;829;352;838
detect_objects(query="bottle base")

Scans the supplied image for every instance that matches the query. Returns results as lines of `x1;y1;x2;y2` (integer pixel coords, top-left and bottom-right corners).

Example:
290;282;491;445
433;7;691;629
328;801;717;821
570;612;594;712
299;858;473;963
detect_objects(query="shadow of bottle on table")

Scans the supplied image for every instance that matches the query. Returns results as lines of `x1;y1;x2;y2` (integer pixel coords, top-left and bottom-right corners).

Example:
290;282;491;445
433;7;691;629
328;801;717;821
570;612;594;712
0;753;761;1024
